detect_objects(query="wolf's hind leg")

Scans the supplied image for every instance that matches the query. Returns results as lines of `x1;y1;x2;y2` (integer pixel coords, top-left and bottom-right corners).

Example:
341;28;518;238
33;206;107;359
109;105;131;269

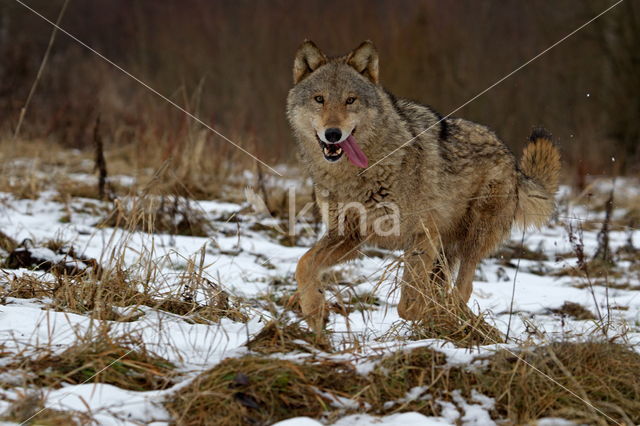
454;257;481;302
295;236;360;334
456;214;512;302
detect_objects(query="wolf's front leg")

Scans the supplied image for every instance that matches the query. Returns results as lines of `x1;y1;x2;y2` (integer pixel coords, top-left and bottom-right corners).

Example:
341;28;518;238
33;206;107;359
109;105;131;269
398;240;439;321
295;236;360;334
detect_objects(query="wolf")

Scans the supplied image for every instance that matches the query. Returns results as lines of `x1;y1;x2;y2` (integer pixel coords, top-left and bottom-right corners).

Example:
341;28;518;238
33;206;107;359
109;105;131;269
286;40;561;334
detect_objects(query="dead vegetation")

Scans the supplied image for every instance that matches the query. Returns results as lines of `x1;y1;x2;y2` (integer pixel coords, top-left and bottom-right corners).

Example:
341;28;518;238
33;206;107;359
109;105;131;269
4;239;100;277
493;242;548;265
0;160;46;200
407;300;504;347
247;321;331;354
166;340;640;425
481;342;640;424
165;355;363;426
0;230;17;254
98;195;213;237
0;391;92;425
52;177;127;202
382;267;504;348
550;301;597;321
1;254;247;324
7;326;176;392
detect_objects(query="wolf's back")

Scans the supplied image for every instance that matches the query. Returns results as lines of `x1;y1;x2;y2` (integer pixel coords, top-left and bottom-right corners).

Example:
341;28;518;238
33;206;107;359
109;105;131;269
515;128;561;228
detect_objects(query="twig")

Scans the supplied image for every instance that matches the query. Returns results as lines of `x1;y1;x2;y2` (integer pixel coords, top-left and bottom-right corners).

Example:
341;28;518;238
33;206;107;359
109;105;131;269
593;185;615;263
593;181;615;335
506;228;526;342
13;0;70;140
568;222;605;327
93;115;109;201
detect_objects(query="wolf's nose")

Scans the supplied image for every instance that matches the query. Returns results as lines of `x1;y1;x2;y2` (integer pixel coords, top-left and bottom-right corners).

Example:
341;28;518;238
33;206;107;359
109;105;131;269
325;128;342;143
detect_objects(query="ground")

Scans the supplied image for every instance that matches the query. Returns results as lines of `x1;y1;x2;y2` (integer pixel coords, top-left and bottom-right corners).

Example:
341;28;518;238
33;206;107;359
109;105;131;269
0;152;638;425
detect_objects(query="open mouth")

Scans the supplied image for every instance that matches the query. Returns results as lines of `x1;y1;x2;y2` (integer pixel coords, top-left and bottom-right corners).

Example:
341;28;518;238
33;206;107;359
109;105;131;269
317;128;356;163
317;137;344;162
315;128;368;168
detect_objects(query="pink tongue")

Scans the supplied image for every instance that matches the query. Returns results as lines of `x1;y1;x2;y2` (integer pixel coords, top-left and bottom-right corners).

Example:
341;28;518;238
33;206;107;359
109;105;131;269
338;135;368;168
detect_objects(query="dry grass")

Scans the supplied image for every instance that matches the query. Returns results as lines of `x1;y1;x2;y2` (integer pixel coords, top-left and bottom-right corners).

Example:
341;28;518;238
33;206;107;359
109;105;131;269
0;165;45;200
0;230;17;253
10;327;176;392
166;341;640;425
550;301;597;320
98;195;213;237
3;271;141;321
4;241;100;277
52;177;129;202
479;342;640;424
408;300;504;347
247;321;331;354
0;391;92;425
150;275;248;325
384;273;504;348
165;355;364;426
556;258;624;280
2;262;246;324
364;346;460;416
493;242;548;265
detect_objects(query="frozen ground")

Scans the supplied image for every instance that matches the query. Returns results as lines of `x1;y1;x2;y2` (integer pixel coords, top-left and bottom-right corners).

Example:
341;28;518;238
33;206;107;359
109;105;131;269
0;174;638;425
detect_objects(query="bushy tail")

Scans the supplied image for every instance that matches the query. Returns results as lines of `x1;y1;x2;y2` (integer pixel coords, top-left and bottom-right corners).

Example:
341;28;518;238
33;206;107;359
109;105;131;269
515;128;561;228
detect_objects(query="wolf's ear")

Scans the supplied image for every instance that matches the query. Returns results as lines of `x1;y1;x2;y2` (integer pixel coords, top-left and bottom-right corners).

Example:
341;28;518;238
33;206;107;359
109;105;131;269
293;40;327;84
347;41;379;84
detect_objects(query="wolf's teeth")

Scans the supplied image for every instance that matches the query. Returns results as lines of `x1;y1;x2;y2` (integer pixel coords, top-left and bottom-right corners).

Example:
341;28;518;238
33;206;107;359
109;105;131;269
323;146;343;157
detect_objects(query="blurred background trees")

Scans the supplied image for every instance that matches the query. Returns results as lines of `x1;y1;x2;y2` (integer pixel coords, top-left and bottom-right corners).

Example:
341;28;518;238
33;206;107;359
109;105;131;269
0;0;638;178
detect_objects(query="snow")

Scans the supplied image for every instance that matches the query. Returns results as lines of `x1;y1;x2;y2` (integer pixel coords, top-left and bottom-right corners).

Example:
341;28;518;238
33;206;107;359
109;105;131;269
0;175;638;424
46;384;171;425
274;413;455;426
332;413;453;425
452;390;496;426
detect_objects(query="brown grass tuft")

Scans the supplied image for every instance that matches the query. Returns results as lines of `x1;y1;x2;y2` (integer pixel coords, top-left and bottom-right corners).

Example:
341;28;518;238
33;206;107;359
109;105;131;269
409;303;504;347
550;301;597;320
165;355;364;426
493;242;548;264
479;342;640;424
0;391;93;425
397;283;504;347
14;328;176;392
3;270;142;321
2;265;246;323
365;346;460;415
247;321;331;354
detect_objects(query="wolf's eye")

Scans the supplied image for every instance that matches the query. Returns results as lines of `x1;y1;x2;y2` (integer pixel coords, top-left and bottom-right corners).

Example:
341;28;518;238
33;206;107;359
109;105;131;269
314;95;324;104
346;97;357;105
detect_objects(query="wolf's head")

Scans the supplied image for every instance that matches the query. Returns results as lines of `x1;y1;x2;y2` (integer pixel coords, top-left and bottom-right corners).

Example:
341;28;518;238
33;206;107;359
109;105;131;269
287;41;383;169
